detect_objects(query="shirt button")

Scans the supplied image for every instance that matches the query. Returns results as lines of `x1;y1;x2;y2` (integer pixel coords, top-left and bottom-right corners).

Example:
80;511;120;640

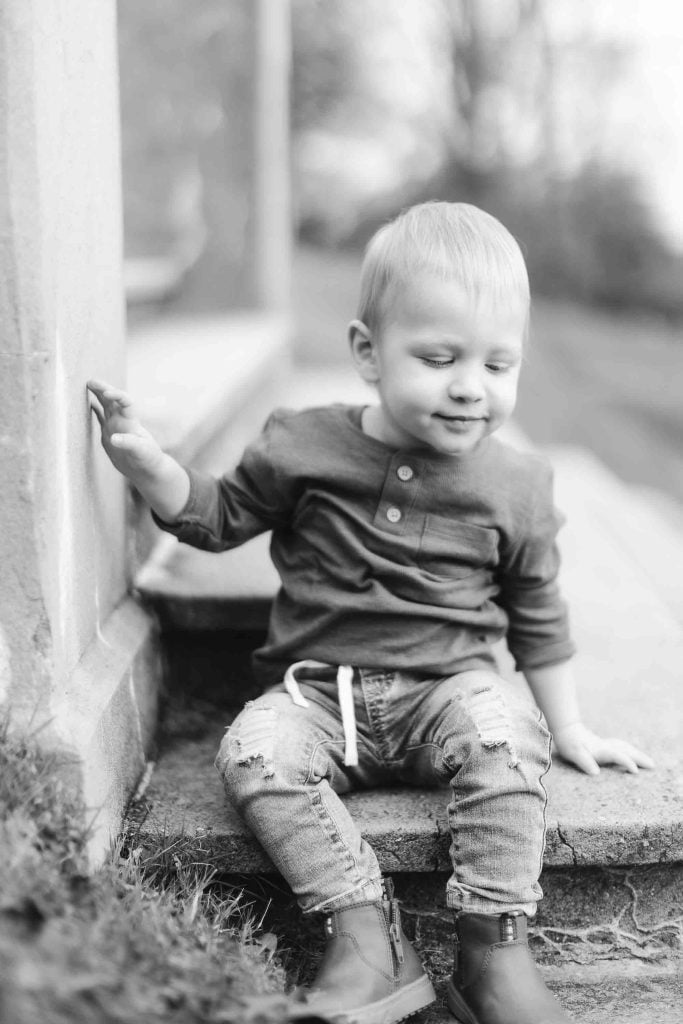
397;465;414;482
386;506;402;523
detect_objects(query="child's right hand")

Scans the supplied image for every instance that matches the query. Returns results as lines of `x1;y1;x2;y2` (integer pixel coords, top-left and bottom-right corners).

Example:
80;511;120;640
87;380;165;482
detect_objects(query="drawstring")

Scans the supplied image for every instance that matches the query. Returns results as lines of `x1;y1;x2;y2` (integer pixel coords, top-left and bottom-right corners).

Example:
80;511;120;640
283;660;358;767
337;665;357;767
283;659;315;708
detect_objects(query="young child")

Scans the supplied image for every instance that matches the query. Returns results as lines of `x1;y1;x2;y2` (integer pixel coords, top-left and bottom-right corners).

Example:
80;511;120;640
89;202;653;1024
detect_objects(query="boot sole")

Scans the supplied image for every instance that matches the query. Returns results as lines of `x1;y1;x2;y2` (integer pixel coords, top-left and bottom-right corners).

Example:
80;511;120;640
445;979;479;1024
327;974;437;1024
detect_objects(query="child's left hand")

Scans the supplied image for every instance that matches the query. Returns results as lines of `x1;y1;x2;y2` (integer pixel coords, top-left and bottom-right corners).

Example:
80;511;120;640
552;722;655;776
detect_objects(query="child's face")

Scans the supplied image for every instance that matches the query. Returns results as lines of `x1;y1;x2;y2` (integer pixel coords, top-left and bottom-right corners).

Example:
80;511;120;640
351;273;526;456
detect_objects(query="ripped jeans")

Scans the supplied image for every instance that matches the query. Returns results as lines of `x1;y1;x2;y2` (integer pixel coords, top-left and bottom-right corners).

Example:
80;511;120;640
215;667;552;917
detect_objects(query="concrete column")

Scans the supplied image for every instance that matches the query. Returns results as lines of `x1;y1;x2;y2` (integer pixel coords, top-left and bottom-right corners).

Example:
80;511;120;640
254;0;292;312
0;0;159;856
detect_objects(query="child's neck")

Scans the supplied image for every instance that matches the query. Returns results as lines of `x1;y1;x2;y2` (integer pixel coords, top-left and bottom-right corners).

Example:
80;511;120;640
360;405;492;460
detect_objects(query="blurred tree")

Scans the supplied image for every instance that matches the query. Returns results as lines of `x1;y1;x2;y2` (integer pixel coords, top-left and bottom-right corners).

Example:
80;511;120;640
291;1;361;134
446;0;549;196
119;0;683;317
291;0;455;243
436;0;683;316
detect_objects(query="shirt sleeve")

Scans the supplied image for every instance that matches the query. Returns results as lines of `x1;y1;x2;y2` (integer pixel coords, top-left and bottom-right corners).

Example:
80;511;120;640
151;411;296;552
498;459;576;671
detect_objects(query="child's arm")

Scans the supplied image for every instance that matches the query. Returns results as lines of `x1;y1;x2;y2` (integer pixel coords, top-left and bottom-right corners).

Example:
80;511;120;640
87;380;190;523
525;661;655;776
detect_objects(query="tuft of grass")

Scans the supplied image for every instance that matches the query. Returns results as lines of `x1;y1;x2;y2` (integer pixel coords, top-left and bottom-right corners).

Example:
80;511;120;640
0;719;292;1024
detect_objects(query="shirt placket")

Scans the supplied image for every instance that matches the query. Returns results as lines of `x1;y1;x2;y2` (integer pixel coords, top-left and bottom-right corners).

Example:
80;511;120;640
372;454;423;535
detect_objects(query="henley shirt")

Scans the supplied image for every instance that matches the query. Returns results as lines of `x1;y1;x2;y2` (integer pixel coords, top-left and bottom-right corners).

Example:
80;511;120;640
154;405;575;686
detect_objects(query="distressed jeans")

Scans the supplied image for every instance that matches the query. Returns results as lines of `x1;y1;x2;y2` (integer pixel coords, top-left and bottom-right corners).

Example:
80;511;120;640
215;667;552;916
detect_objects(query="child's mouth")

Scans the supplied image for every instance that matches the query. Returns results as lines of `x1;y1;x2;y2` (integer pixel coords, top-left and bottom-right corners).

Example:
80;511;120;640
434;414;484;423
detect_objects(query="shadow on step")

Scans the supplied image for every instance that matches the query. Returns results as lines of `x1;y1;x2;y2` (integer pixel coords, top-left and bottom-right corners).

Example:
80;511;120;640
159;628;266;743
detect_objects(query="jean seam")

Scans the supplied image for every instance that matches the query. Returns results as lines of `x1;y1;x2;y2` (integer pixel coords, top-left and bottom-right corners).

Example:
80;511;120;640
305;784;366;881
361;672;395;766
535;706;553;885
405;740;446;775
304;739;347;786
303;741;359;864
440;744;459;779
383;741;445;781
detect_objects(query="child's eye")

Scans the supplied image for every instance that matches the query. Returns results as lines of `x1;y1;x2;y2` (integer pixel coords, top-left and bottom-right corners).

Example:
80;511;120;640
486;362;508;373
421;357;453;368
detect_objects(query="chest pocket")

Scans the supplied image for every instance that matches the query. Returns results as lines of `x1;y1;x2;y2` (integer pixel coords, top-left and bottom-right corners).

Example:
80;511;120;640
417;515;498;580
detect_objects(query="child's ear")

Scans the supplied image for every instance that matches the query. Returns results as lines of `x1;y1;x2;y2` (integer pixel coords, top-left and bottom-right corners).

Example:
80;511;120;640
348;319;380;383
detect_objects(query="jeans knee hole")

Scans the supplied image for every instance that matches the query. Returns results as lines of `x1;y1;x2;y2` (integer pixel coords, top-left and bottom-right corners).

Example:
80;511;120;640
466;687;520;769
225;705;277;778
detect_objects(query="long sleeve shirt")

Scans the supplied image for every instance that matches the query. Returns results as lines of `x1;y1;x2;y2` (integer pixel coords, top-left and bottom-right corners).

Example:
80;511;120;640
154;404;575;687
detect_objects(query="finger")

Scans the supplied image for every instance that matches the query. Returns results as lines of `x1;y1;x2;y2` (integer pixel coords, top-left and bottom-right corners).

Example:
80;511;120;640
630;748;655;770
87;380;134;420
89;397;105;427
100;393;134;419
110;433;155;461
595;741;654;773
598;750;639;774
110;432;143;450
87;379;117;400
559;744;600;776
102;387;133;407
575;754;600;777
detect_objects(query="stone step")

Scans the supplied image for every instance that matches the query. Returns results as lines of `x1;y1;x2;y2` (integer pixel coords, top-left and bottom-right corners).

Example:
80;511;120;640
127;311;292;564
136;724;683;875
421;966;683;1024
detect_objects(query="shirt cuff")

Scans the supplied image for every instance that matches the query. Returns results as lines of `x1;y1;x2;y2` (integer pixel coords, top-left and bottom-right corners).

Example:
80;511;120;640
150;467;216;534
512;639;577;673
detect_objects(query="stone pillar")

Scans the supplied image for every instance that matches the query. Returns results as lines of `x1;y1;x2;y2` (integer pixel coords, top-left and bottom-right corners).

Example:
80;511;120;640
254;0;292;313
0;0;159;857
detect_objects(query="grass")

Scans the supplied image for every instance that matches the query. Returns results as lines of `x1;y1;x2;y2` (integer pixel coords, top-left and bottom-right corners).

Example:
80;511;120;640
0;719;294;1024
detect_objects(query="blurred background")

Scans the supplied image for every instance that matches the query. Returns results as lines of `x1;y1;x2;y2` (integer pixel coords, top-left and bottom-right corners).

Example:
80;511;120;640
118;0;683;512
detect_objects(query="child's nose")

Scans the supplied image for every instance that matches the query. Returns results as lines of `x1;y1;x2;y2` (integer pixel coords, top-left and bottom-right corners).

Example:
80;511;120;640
447;367;484;402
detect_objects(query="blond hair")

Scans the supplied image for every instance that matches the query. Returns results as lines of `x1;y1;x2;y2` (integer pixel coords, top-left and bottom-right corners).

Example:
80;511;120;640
356;202;529;333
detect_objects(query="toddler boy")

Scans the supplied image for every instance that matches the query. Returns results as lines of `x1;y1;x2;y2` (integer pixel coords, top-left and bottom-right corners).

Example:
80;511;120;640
89;202;652;1024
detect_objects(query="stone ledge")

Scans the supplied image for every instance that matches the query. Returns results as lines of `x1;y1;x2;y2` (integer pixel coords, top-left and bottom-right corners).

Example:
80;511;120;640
132;727;683;874
135;533;276;630
127;310;291;464
127;311;292;568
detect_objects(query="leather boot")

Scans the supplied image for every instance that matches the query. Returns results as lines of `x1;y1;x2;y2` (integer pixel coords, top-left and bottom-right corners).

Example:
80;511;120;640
446;910;573;1024
293;880;436;1024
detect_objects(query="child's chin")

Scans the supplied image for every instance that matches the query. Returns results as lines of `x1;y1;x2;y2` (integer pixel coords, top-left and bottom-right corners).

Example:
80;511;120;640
431;428;485;454
425;438;477;457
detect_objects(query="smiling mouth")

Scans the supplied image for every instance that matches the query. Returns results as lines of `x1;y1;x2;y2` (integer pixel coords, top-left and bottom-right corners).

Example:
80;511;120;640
434;414;485;422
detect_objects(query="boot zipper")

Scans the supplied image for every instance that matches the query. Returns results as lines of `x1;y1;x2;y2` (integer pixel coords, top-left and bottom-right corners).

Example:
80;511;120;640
500;910;524;942
389;899;405;964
